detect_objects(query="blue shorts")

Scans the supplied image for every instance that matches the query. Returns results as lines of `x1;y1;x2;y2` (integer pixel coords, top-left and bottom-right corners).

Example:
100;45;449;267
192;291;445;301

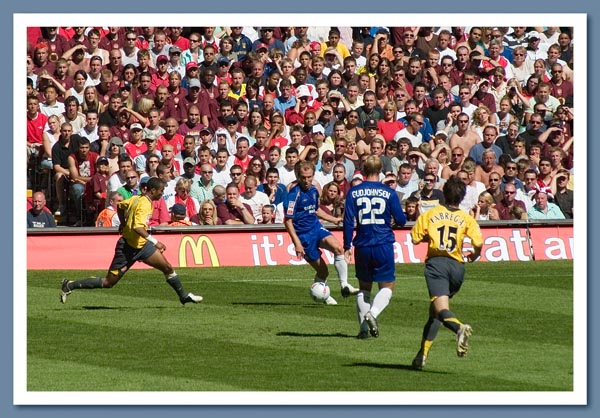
424;256;465;298
108;237;157;273
354;244;396;283
298;226;332;262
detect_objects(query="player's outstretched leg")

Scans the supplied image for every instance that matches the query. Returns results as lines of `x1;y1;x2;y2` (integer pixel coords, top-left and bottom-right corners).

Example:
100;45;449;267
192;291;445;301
166;273;203;305
59;276;104;304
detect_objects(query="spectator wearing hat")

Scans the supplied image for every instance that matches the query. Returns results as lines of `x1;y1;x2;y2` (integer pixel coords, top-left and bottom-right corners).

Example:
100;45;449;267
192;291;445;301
222;114;241;144
317;102;337;138
151;54;170;91
88;156;111;208
310;124;334;160
552;169;573;219
527;187;565;220
525;31;548;63
166;45;185;79
285;84;318;127
123;123;147;160
313;150;336;188
252;27;285;52
214;56;232;85
134;133;161;176
168;203;194;226
182;61;200;90
322;47;344;77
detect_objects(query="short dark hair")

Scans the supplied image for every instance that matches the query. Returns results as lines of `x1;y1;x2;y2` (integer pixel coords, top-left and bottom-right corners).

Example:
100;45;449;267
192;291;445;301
146;177;165;192
443;175;467;206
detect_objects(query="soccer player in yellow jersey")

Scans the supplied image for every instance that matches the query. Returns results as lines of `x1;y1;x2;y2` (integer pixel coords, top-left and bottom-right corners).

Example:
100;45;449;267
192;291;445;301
60;177;203;305
410;175;483;370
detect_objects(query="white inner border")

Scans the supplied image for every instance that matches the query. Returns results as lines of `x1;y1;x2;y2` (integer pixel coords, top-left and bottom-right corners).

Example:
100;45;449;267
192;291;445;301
14;13;587;406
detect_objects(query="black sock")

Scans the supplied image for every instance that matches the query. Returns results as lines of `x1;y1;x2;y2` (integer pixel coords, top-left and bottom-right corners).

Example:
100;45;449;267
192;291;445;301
423;317;442;341
69;277;104;290
166;276;188;300
438;309;461;333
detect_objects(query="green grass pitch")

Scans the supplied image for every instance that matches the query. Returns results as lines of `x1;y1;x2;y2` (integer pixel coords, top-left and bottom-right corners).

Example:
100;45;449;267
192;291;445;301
27;260;573;392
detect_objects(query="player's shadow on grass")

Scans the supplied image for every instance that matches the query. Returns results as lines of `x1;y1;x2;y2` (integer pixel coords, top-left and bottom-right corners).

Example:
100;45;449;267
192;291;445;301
231;302;303;307
277;331;355;338
350;362;448;373
79;306;177;310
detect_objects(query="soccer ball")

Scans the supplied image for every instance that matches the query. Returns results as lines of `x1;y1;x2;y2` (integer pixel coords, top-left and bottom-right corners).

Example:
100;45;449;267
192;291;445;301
309;281;331;303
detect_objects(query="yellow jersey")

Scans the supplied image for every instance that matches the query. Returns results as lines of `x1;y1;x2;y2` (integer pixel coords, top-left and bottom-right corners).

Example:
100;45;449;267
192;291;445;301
411;205;483;263
118;195;153;249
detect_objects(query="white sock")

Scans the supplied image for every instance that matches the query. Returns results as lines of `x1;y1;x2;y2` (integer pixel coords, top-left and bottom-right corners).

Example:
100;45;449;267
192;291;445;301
357;291;371;330
334;254;348;288
370;287;393;318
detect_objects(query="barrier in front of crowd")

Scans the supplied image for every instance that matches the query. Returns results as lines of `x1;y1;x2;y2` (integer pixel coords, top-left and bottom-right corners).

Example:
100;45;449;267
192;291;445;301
26;220;573;270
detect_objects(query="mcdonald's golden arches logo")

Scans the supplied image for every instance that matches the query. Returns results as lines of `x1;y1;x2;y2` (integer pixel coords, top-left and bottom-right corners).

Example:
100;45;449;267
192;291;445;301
178;235;220;267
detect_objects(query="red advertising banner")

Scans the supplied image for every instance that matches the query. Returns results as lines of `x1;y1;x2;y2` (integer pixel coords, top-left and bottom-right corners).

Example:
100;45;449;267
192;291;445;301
27;225;573;270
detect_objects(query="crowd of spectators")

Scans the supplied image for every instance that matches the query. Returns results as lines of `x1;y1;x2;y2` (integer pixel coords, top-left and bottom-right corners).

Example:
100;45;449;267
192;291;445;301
26;25;575;228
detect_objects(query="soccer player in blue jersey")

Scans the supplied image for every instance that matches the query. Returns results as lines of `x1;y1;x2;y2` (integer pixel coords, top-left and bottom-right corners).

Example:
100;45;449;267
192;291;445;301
59;177;203;305
343;155;407;339
284;160;359;305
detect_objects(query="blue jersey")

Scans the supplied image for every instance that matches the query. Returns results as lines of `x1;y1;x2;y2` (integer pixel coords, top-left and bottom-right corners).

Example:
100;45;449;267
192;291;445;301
343;181;406;250
284;184;322;235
